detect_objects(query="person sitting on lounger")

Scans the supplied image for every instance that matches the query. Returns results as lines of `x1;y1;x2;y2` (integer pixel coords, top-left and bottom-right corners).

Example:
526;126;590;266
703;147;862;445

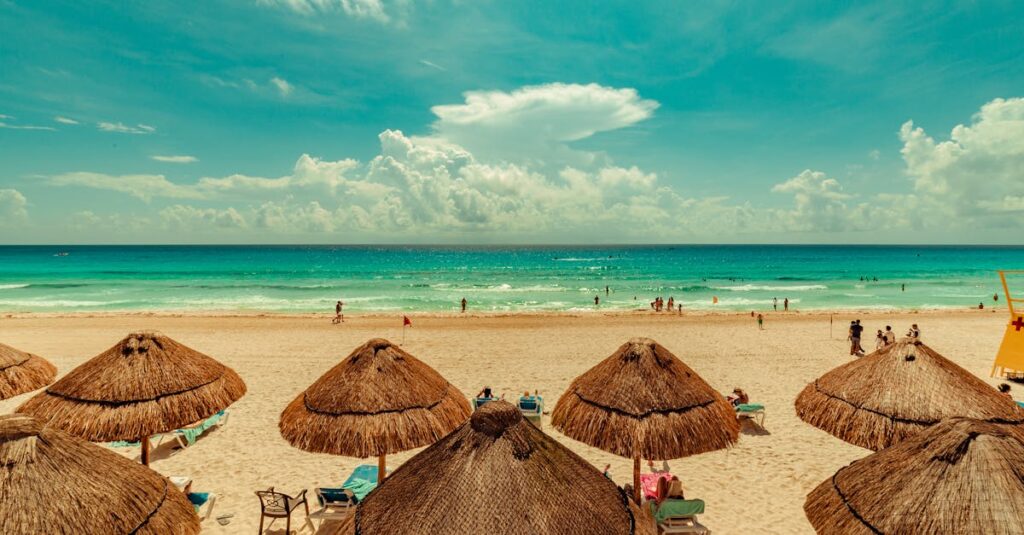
727;388;749;407
477;386;493;399
656;476;685;504
999;383;1013;398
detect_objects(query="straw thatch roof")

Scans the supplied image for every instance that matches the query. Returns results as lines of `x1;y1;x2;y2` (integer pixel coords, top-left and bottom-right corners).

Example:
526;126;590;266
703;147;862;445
17;331;246;441
0;413;200;534
805;418;1024;534
551;337;739;460
0;342;56;400
279;338;471;457
328;401;657;535
795;338;1024;451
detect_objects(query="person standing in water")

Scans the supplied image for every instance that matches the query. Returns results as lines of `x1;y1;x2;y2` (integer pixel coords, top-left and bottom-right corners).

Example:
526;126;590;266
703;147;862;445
594;295;600;306
783;297;789;312
605;285;610;296
461;297;467;313
773;297;778;311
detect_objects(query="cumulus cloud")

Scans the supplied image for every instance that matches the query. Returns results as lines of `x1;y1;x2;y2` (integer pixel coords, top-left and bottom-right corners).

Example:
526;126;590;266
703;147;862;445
152;155;199;164
50;172;205;202
98;122;156;134
899;97;1024;226
54;116;79;125
160;205;247;230
430;83;659;166
0;189;29;224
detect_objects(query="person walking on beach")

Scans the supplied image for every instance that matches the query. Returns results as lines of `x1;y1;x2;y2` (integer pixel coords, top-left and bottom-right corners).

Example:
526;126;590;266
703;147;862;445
849;320;865;356
773;297;778;311
757;313;764;330
461;297;467;313
332;300;344;324
783;298;789;312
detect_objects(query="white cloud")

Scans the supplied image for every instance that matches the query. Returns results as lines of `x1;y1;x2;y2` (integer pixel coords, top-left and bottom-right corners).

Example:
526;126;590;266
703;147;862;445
54;116;79;125
0;189;29;225
900;97;1024;225
160;205;247;230
270;76;293;97
50;172;205;202
98;122;156;134
0;115;56;131
261;0;391;22
152;155;199;164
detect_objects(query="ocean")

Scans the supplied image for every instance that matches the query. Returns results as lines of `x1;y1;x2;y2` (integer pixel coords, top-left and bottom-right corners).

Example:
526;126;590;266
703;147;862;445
0;245;1021;313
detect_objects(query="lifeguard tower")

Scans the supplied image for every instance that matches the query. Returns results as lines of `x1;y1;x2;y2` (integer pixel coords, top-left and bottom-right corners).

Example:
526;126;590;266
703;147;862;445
991;270;1024;379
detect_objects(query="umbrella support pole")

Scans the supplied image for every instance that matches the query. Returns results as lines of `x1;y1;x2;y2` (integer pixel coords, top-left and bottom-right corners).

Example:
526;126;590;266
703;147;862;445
378;454;386;481
141;435;150;466
632;455;641;504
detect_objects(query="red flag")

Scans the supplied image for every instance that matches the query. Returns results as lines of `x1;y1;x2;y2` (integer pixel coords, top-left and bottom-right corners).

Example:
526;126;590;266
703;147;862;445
403;315;412;327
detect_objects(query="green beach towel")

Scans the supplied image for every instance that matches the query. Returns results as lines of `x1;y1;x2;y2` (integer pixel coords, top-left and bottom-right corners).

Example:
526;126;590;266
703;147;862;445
342;477;376;501
649;499;706;523
736;403;764;412
179;410;224;446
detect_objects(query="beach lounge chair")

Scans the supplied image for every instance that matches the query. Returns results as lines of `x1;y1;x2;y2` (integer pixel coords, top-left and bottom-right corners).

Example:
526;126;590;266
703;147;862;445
472;396;499;410
518;394;543;428
735;403;765;427
649;499;710;534
155;410;230;449
310;465;380;526
256;487;309;535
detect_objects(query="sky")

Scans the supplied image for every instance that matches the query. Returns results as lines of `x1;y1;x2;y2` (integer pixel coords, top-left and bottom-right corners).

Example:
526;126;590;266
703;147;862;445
1;0;1023;244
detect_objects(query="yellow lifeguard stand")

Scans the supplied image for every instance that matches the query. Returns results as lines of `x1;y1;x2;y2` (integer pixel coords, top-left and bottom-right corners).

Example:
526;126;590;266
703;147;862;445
991;270;1024;378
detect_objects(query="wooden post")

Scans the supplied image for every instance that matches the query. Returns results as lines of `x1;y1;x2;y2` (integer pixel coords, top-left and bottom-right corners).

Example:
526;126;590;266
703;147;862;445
141;436;150;466
632;455;641;504
378;454;386;481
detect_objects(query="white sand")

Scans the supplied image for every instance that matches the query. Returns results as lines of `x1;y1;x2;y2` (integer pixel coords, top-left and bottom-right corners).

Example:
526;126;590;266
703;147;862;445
0;309;1013;534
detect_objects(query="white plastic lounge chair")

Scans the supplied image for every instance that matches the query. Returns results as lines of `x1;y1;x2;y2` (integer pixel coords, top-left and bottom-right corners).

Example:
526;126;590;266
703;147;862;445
650;499;710;534
735;403;765;427
154;410;230;450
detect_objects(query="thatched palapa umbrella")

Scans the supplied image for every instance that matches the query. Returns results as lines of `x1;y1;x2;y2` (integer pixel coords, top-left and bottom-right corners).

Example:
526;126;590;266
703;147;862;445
279;338;471;478
0;342;56;400
0;413;200;534
795;338;1024;451
552;337;739;503
329;401;656;535
805;417;1024;534
18;331;246;465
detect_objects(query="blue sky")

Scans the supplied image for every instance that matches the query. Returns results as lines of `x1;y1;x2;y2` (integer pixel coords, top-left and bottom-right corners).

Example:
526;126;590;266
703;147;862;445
1;0;1023;243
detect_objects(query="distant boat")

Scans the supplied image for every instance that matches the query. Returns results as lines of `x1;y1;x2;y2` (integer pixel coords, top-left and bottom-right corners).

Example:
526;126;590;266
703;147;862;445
54;251;69;257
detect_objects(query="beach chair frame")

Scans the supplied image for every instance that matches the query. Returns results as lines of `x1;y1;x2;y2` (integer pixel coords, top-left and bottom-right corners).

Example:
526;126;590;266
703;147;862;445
255;487;310;535
736;406;765;427
154;410;231;450
309;488;357;526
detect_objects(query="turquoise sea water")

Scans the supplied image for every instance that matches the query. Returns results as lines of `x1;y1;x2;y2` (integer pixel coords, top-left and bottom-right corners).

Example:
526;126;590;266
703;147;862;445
0;245;1021;313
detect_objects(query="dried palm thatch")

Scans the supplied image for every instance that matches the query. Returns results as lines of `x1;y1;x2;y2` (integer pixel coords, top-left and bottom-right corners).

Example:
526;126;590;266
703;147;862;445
0;342;56;400
0;413;200;535
795;338;1024;451
805;418;1024;534
279;338;471;469
327;401;657;535
551;337;739;503
17;331;245;451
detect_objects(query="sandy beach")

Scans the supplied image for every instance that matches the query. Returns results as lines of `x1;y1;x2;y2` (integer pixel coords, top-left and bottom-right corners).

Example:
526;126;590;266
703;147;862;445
0;309;1013;534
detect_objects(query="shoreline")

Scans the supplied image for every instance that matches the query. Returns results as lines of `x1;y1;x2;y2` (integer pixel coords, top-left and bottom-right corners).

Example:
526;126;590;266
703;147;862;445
0;307;1006;320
